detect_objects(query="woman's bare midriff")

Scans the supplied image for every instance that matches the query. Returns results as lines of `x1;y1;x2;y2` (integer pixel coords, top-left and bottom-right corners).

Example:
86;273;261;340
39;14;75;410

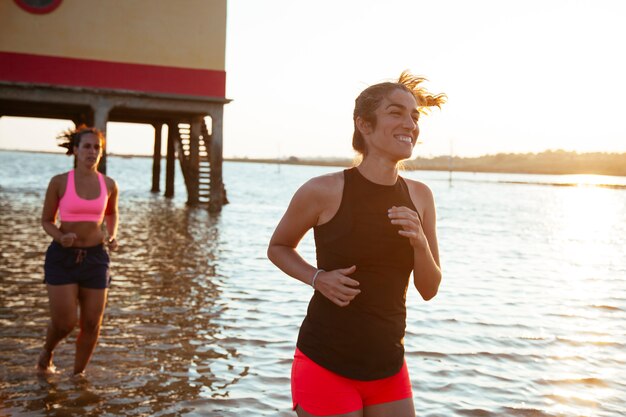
60;221;105;247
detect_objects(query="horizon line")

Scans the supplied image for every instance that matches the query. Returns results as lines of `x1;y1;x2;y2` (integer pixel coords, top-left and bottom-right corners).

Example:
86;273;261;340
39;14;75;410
2;147;626;160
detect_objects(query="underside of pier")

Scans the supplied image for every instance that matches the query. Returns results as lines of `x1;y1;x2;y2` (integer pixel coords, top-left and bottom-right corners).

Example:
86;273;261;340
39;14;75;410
0;82;229;212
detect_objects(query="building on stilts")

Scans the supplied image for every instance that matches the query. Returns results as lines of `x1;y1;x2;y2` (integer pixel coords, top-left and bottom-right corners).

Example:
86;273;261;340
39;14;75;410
0;0;229;211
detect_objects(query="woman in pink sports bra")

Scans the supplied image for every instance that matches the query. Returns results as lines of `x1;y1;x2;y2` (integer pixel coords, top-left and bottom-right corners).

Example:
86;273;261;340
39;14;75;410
37;125;119;376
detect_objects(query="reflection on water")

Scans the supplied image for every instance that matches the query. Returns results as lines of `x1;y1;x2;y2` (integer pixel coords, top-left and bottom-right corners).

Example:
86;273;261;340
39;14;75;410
1;151;626;416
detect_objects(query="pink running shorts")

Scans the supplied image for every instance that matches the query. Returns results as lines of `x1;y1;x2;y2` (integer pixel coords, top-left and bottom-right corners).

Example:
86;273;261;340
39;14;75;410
291;348;413;415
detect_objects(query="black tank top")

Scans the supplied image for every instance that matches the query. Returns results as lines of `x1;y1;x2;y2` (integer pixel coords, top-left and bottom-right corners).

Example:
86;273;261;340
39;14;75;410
297;167;418;380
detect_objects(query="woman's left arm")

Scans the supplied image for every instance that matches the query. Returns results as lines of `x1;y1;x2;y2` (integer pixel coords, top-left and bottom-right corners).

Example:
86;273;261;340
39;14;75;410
104;177;119;250
388;182;441;300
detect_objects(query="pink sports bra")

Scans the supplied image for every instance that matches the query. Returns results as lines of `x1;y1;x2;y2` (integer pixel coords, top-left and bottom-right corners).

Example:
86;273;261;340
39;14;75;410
58;170;108;223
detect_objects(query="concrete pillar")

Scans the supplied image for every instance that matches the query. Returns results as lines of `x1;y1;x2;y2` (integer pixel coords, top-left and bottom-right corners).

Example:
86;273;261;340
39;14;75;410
151;123;162;192
92;100;112;174
165;122;177;198
209;106;224;212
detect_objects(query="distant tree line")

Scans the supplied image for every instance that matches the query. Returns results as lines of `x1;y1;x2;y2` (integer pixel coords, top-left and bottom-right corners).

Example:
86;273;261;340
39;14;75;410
228;150;626;177
404;150;626;176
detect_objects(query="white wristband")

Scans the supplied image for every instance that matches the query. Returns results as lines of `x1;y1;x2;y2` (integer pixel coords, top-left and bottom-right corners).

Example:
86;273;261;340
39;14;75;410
311;269;324;289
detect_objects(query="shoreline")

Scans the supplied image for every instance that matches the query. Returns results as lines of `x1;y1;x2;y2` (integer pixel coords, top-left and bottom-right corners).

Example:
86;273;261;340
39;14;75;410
225;157;626;177
2;148;626;178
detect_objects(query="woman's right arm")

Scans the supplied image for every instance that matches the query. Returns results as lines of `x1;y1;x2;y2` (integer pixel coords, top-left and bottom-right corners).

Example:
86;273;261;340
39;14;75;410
41;176;62;240
268;178;325;285
267;176;360;306
41;176;75;246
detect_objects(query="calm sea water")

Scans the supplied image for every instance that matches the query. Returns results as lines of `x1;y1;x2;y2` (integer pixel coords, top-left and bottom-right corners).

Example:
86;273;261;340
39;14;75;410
1;150;625;417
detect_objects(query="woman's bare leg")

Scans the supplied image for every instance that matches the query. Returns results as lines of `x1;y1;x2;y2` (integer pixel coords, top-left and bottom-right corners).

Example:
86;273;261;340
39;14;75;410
296;405;363;417
73;287;107;374
37;284;79;373
364;397;415;417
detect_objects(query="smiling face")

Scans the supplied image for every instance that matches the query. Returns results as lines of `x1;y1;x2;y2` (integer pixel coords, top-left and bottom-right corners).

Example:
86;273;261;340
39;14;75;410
73;133;103;168
357;88;420;162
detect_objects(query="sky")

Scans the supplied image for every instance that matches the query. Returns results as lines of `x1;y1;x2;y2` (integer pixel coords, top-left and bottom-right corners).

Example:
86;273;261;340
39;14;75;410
1;0;625;159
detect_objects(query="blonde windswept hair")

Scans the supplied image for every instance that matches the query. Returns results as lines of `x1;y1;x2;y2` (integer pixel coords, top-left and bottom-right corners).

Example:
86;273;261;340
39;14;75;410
397;70;447;114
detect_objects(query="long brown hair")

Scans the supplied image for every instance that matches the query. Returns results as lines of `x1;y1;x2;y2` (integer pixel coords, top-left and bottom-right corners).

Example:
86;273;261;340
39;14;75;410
57;125;105;155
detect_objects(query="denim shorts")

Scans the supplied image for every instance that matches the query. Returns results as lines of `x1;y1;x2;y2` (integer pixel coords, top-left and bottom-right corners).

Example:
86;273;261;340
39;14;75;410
44;240;111;289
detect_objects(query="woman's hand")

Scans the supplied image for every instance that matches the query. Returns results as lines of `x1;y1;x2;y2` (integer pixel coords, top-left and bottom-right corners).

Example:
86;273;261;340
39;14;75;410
314;265;360;307
59;233;77;248
388;206;427;248
106;237;118;251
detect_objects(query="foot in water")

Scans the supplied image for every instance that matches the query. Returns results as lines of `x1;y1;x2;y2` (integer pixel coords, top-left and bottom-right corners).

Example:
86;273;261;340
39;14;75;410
70;371;88;383
36;349;57;374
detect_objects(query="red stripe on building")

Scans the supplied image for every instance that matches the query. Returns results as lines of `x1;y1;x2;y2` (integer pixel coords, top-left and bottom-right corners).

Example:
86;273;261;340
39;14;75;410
0;51;226;98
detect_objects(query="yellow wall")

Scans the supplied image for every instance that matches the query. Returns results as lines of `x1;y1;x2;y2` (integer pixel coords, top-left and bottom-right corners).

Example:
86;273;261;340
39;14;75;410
0;0;226;70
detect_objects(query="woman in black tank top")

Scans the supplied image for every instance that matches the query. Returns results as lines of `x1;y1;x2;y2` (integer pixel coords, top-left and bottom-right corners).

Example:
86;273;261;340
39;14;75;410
268;71;446;417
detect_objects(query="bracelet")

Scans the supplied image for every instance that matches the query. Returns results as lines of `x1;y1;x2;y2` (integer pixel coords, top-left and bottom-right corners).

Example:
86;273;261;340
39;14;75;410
311;269;324;289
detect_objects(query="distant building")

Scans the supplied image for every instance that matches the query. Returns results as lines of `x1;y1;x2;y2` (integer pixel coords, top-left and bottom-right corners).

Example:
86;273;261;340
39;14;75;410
0;0;229;211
